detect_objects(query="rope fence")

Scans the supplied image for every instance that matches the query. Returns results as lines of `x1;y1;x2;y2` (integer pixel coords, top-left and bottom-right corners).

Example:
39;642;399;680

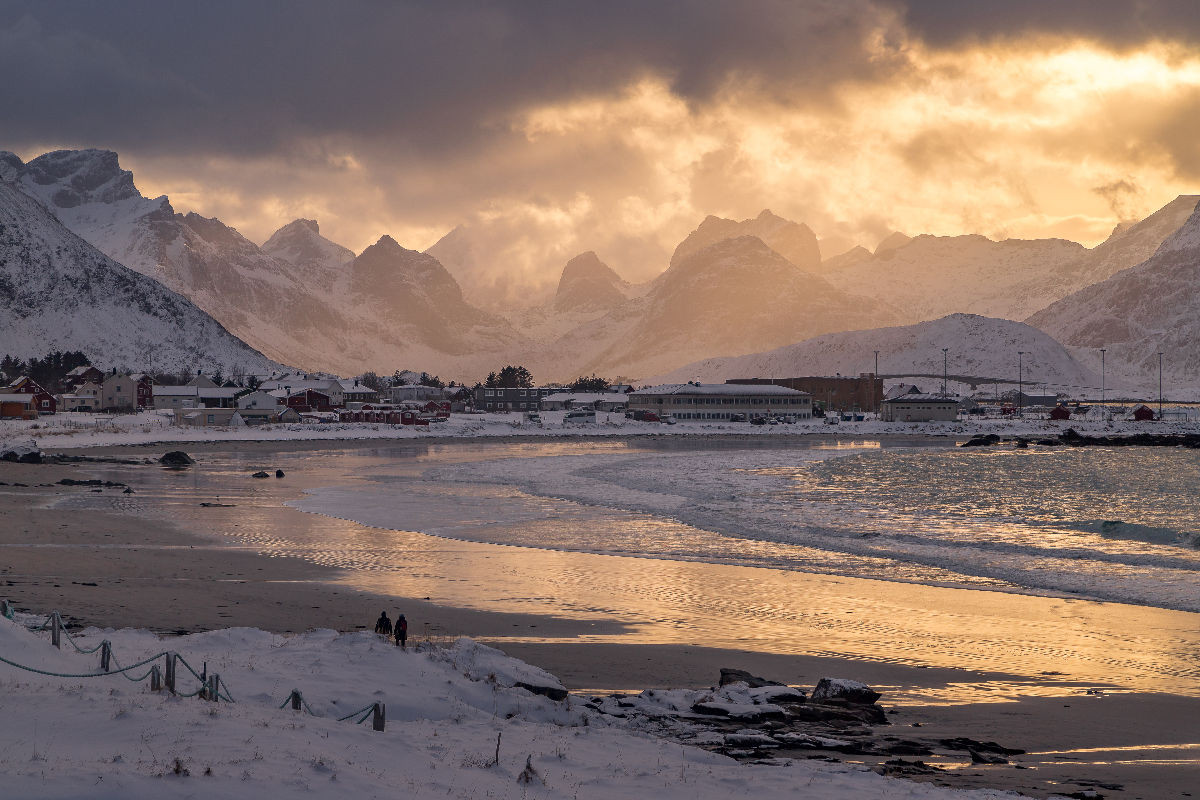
0;604;386;731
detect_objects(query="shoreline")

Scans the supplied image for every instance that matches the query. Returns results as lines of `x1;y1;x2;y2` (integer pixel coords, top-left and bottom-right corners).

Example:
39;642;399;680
2;438;1197;797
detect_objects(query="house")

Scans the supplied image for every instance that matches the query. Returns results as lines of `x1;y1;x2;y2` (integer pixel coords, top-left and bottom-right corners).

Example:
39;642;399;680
186;373;220;388
340;379;379;404
176;407;239;427
3;376;57;414
474;386;570;412
0;393;38;420
58;380;101;412
100;373;139;411
272;388;334;412
261;375;345;407
728;374;883;412
129;373;154;408
387;384;447;404
237;390;284;411
63;365;105;389
196;387;241;408
1049;404;1071;420
627;382;812;420
153;385;200;410
540;392;629;412
881;393;959;422
1132;404;1157;421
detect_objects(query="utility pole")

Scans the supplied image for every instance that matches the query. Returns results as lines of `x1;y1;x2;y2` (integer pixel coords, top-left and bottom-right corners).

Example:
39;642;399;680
942;348;948;397
1100;348;1106;410
873;350;880;413
1017;351;1025;416
1158;352;1164;420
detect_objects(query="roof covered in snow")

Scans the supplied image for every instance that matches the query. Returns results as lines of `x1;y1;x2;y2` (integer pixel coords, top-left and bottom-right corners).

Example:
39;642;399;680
631;383;809;397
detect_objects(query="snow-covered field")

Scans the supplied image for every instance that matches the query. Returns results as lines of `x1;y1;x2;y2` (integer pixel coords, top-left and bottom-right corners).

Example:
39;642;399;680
5;408;1200;452
0;615;1015;799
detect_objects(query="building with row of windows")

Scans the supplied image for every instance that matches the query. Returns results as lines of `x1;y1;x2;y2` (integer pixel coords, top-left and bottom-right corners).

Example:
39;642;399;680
473;385;569;412
627;382;812;420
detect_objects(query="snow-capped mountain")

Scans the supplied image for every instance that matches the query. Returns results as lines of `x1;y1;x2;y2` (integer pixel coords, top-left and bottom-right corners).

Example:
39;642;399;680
670;209;821;270
822;234;1087;323
553;251;630;313
4;149;522;378
1027;201;1200;393
347;235;521;358
554;236;898;380
0;179;276;374
653;314;1098;395
261;218;354;292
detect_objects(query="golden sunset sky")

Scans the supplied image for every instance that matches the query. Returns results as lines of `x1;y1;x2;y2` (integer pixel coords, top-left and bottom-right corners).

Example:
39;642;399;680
5;1;1200;299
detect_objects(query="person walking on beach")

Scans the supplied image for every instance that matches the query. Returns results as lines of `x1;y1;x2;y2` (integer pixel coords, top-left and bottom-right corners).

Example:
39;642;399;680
395;614;408;649
374;611;392;636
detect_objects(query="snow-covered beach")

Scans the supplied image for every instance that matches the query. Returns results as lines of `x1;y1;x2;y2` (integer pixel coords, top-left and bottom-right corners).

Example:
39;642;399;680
2;428;1199;797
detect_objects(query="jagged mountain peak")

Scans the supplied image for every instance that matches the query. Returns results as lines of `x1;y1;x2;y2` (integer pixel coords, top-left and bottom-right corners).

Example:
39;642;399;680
261;218;353;286
0;151;23;183
874;231;910;255
672;210;821;270
554;251;628;312
21;148;142;208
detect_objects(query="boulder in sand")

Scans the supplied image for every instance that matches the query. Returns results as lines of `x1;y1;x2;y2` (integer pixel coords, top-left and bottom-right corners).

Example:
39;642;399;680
811;677;881;705
159;451;195;467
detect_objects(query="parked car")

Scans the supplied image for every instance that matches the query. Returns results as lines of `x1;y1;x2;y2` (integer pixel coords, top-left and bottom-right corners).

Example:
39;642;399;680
525;411;542;424
729;413;746;422
564;409;597;424
660;414;676;425
750;416;767;425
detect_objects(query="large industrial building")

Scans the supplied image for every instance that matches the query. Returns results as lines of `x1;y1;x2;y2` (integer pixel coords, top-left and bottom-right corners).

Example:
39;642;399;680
627;382;812;420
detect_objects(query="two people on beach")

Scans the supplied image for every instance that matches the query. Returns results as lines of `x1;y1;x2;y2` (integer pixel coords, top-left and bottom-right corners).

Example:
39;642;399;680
374;611;408;649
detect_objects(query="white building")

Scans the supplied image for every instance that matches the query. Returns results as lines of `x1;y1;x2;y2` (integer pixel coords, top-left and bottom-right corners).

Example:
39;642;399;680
540;392;628;412
386;384;446;404
260;376;344;407
881;393;960;422
628;382;812;420
153;385;199;410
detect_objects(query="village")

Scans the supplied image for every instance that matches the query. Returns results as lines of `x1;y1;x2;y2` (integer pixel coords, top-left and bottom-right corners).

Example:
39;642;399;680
0;361;1176;429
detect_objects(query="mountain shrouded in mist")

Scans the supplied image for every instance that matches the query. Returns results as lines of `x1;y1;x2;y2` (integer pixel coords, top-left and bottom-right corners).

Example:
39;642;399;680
1027;199;1200;391
670;209;822;270
553;251;630;313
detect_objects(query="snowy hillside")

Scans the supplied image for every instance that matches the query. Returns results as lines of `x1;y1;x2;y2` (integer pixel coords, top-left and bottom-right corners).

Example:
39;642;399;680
4;150;523;378
824;234;1086;323
1027;201;1200;392
261;218;354;292
654;314;1098;395
553;251;630;312
0;181;277;375
670;209;822;270
0;616;1015;800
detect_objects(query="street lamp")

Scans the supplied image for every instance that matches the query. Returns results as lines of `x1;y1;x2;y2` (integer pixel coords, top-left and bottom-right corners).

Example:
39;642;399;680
1017;351;1025;416
1158;352;1164;420
873;350;880;413
1100;348;1106;410
942;348;948;397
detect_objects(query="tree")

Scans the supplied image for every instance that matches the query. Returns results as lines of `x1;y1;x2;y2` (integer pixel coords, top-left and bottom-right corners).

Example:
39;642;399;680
570;374;609;392
418;372;445;388
210;369;225;386
485;365;534;388
358;371;386;392
246;375;262;391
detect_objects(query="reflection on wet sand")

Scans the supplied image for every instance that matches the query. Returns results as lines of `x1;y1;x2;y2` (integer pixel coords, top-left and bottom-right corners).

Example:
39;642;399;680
62;438;1200;705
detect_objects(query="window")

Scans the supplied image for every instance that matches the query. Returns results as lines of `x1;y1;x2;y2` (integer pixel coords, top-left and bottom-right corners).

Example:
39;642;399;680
484;390;493;396
207;415;215;424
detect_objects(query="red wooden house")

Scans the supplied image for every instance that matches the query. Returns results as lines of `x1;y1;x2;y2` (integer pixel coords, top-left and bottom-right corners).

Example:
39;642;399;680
63;365;105;390
284;389;333;413
1132;404;1157;421
1049;404;1071;420
4;376;56;414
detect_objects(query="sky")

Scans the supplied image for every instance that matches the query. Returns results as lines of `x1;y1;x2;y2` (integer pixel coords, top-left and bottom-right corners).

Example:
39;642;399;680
4;0;1200;304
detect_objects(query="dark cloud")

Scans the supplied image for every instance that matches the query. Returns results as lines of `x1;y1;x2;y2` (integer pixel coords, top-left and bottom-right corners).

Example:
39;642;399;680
891;0;1200;48
0;0;896;158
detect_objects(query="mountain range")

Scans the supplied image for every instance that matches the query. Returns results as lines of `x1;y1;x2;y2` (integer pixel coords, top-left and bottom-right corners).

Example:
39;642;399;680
0;174;276;376
3;147;1198;391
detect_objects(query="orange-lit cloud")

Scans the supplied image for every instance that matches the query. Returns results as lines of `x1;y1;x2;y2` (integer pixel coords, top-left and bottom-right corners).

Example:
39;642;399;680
5;3;1200;306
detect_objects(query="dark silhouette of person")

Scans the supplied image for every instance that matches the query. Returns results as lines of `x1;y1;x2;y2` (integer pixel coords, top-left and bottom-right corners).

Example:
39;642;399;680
395;614;408;649
374;611;392;636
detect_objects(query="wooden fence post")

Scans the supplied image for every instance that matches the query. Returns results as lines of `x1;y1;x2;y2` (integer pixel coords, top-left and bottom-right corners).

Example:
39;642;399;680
372;702;386;732
100;640;111;672
1;599;12;619
165;653;176;694
51;612;62;649
150;665;162;692
290;690;302;711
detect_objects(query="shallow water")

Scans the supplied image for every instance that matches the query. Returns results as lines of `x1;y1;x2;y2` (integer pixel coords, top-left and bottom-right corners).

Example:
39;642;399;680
61;437;1200;697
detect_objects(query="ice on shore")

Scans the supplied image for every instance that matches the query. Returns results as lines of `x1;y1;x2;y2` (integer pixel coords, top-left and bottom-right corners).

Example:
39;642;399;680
0;615;1016;799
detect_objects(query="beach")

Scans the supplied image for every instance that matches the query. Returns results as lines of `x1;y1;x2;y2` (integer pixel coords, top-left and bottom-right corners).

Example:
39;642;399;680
1;435;1198;798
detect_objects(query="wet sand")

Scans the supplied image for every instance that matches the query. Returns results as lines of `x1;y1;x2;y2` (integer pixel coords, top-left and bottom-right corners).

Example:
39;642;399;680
2;441;1198;799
